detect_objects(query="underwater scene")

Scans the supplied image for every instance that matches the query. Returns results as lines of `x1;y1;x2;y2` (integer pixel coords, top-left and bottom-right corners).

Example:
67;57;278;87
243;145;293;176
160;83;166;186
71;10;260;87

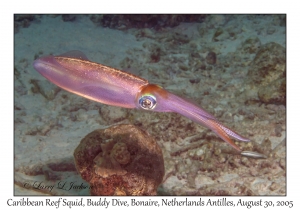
14;14;286;196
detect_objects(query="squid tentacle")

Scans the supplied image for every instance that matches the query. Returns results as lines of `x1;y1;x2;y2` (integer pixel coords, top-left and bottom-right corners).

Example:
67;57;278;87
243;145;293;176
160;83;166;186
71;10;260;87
164;92;249;151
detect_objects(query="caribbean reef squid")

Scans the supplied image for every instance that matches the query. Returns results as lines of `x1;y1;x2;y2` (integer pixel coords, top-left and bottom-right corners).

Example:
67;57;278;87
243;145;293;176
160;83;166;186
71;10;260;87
33;51;266;159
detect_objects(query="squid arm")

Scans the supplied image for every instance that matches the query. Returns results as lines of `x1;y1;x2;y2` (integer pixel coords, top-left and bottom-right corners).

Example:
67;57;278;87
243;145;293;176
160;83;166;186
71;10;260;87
33;51;266;158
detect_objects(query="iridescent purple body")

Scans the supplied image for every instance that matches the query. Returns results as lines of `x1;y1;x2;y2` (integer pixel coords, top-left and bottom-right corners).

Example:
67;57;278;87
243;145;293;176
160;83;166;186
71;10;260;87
33;51;266;158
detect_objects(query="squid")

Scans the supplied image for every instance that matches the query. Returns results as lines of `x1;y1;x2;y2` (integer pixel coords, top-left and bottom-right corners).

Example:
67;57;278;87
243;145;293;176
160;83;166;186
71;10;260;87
33;51;266;158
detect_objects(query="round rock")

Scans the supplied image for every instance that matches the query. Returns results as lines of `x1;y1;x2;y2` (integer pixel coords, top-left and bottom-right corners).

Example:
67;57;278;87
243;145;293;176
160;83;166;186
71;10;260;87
73;124;165;195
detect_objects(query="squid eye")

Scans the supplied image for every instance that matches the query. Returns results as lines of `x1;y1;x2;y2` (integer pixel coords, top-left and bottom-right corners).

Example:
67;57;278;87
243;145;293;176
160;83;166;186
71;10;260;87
138;95;157;110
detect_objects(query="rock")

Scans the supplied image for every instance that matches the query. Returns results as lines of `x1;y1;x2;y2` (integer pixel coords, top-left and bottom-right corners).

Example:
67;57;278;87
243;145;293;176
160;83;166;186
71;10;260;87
73;124;165;195
189;78;200;84
206;51;217;65
247;42;286;105
258;78;286;105
248;42;286;86
30;79;61;100
99;105;128;123
239;37;261;54
172;32;190;44
212;28;224;42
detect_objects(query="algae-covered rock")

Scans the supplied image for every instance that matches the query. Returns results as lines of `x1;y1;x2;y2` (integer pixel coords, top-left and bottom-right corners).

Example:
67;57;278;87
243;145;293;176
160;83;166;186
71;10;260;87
248;42;286;86
258;78;286;105
73;124;164;195
247;42;286;105
239;37;261;54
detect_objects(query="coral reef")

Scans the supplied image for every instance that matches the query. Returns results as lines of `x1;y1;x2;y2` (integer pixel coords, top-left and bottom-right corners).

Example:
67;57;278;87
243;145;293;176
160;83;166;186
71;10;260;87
73;124;165;195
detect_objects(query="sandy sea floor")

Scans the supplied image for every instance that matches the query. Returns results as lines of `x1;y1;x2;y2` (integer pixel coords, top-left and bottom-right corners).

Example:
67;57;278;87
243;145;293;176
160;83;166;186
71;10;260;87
14;15;286;195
